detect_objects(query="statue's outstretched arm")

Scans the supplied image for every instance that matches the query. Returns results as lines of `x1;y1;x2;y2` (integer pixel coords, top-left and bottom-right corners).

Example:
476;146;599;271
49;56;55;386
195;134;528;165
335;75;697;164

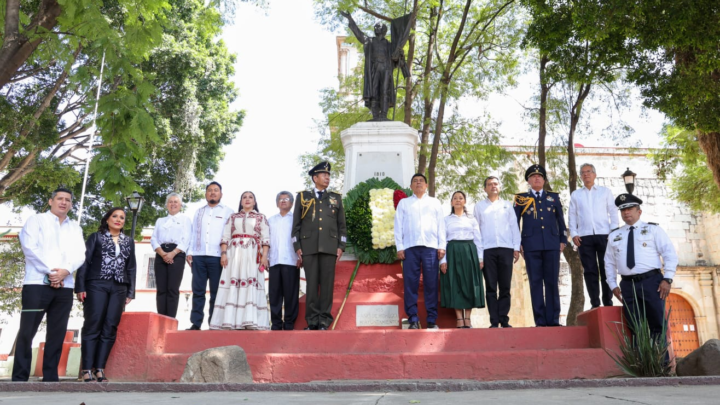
340;11;369;44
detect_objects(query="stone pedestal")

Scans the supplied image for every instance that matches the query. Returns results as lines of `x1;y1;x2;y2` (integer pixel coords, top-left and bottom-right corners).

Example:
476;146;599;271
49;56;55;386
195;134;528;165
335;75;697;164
341;121;419;194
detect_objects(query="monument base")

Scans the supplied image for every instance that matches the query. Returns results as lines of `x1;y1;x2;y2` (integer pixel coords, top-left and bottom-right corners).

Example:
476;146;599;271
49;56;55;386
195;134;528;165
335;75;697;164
106;308;624;382
341;121;419;194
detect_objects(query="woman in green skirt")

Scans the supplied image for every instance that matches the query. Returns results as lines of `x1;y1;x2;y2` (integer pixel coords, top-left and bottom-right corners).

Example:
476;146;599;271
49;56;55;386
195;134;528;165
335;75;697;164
440;191;485;328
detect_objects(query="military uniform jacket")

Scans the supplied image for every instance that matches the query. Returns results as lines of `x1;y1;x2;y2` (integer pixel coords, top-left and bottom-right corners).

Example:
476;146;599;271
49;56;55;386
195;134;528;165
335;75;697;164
292;190;347;255
513;190;567;252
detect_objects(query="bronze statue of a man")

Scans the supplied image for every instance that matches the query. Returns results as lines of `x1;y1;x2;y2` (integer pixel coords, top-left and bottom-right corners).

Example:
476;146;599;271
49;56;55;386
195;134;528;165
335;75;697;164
341;11;412;121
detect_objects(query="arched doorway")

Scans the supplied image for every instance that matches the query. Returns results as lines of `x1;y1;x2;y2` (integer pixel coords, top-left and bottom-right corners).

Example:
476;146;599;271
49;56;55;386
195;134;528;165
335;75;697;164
666;293;700;357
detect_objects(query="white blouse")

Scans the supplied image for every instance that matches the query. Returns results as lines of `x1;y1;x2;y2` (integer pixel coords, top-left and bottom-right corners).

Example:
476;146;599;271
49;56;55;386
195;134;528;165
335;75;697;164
440;213;484;264
150;213;192;253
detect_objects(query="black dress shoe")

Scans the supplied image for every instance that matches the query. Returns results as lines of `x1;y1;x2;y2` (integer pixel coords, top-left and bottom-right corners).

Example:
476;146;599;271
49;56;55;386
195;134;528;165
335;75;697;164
489;324;499;328
319;326;328;330
426;322;439;329
501;323;513;328
304;325;318;330
408;321;420;329
186;325;201;330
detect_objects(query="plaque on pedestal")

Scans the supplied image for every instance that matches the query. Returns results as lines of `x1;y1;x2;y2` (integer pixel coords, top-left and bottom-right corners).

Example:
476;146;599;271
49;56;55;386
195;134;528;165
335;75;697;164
356;305;400;327
341;121;419;194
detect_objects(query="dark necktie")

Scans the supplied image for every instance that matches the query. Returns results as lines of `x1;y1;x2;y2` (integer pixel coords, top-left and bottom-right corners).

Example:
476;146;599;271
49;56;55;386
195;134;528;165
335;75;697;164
535;192;540;199
627;226;635;269
318;191;324;200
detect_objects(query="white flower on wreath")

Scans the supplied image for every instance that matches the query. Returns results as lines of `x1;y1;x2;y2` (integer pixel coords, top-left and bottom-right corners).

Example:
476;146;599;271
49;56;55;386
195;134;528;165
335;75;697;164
369;188;396;249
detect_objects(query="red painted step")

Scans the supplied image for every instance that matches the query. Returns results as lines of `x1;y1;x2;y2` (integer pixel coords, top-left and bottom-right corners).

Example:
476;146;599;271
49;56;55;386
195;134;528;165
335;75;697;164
164;327;591;354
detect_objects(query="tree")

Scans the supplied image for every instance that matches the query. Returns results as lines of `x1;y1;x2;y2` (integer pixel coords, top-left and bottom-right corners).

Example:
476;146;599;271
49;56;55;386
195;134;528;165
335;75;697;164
522;0;632;324
309;0;520;197
651;125;720;214
592;1;720;191
4;0;244;238
0;236;24;315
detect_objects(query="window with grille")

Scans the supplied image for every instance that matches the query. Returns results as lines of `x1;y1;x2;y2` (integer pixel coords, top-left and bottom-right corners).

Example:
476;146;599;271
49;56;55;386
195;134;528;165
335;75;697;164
146;257;156;289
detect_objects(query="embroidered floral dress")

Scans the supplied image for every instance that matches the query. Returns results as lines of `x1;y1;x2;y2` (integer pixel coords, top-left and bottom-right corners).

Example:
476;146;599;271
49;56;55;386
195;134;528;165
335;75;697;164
210;210;271;330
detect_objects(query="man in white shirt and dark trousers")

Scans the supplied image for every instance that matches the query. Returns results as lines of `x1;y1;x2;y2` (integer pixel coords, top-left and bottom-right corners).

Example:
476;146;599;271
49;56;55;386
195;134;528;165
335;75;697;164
604;193;677;338
474;177;521;328
13;187;86;381
569;163;619;309
268;191;301;330
395;173;446;329
186;182;235;330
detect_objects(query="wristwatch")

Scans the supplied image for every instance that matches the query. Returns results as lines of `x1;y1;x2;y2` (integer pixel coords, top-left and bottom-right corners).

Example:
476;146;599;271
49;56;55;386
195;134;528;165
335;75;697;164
663;278;673;285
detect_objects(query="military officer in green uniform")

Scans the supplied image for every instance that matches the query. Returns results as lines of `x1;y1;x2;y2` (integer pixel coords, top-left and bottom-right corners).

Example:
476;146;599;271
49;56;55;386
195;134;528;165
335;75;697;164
292;162;347;330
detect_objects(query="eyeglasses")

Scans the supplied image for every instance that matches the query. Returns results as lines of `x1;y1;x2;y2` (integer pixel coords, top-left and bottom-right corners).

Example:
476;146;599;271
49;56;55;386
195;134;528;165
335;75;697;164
279;198;291;202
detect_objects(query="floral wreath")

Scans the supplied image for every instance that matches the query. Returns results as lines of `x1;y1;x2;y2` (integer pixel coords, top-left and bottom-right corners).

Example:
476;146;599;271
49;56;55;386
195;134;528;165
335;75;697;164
344;177;410;264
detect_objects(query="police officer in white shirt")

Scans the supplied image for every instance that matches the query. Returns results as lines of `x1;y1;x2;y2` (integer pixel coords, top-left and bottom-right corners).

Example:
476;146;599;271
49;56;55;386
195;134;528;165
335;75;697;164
268;191;301;330
13;187;86;381
186;181;235;330
568;163;619;308
395;173;446;329
473;176;521;328
604;193;677;337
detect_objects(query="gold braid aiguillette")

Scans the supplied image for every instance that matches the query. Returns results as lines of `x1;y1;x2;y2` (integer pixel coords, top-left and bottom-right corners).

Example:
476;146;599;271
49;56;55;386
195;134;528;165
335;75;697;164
514;195;537;218
300;192;316;221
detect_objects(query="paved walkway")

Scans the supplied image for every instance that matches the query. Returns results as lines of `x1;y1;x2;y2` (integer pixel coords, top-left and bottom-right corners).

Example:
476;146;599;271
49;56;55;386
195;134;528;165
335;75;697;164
1;385;717;404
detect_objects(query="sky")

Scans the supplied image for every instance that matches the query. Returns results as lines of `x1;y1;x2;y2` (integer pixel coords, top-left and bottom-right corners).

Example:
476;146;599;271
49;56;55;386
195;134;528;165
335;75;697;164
1;0;668;226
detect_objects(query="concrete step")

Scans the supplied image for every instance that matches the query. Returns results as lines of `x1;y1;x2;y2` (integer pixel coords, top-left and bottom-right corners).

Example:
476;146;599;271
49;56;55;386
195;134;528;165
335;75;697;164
164;326;591;354
143;347;618;383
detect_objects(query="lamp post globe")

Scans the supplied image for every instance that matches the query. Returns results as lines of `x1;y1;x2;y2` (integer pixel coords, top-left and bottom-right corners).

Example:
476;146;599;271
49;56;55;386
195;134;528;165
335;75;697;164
125;191;145;238
622;167;637;195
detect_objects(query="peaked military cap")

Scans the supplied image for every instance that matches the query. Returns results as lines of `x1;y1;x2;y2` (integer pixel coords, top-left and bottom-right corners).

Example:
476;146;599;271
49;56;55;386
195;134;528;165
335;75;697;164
524;164;547;181
615;193;643;209
308;161;331;177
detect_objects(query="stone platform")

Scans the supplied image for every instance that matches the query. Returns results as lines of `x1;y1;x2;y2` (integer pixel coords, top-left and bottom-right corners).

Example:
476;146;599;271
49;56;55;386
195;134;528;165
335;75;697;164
104;259;626;383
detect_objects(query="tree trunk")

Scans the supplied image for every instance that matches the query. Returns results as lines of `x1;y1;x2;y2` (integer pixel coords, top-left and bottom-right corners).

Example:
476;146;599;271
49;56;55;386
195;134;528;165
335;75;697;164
538;54;550;167
402;0;418;127
564;82;591;326
697;130;720;190
416;6;438;174
0;0;62;90
402;32;415;126
428;86;448;197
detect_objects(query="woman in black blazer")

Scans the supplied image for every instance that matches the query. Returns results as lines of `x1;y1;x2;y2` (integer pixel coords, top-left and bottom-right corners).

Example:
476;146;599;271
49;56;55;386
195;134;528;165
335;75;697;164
75;207;136;382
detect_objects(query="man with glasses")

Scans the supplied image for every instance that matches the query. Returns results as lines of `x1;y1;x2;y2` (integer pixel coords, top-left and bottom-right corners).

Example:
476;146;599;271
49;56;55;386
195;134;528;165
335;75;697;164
569;163;618;308
395;173;446;329
268;191;301;330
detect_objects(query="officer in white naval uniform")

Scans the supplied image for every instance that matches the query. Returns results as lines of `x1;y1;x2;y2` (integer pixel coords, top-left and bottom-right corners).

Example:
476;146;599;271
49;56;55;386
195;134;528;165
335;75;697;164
604;193;677;337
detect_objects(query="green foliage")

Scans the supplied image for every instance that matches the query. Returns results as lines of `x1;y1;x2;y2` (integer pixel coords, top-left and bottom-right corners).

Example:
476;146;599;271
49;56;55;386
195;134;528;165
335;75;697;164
606;287;673;377
344;177;410;264
0;237;25;316
651;125;720;214
2;0;244;239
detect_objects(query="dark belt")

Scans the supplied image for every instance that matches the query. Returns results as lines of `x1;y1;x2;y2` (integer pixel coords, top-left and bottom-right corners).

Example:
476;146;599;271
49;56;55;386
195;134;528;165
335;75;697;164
621;269;661;282
160;243;178;253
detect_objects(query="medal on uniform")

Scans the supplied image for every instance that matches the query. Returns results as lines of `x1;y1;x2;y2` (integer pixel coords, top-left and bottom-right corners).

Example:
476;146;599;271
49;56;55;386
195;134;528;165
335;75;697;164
641;227;648;235
546;195;554;202
613;234;622;242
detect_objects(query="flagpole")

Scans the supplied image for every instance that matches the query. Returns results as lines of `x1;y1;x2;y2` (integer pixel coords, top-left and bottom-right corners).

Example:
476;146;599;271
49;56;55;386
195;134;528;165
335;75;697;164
77;50;106;225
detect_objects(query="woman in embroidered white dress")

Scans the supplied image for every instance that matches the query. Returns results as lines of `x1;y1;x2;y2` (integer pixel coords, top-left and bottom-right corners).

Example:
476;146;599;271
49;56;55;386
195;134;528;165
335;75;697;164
210;191;271;330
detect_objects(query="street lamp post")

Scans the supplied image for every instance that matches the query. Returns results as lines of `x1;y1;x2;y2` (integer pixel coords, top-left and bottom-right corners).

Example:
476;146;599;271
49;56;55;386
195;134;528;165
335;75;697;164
125;191;145;238
622;167;637;194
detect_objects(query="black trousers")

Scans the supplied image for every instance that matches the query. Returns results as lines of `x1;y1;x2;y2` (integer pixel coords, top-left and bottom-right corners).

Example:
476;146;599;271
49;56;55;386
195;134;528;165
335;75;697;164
482;248;514;326
268;264;300;330
155;244;185;318
620;272;666;337
12;285;73;381
303;253;337;328
81;279;128;369
578;234;613;307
